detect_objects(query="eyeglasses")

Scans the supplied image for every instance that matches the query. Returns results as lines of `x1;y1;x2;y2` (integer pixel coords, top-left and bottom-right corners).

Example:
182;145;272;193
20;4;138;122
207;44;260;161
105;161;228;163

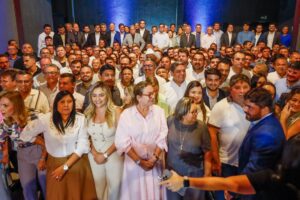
142;92;155;98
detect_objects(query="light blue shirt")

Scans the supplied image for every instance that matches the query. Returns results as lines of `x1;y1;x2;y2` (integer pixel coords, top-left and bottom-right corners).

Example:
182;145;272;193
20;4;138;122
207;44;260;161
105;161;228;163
237;31;255;44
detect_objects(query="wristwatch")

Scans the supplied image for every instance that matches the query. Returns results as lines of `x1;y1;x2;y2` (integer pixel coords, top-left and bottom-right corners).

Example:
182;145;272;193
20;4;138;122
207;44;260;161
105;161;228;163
183;176;190;187
135;159;141;165
103;152;109;159
63;164;69;171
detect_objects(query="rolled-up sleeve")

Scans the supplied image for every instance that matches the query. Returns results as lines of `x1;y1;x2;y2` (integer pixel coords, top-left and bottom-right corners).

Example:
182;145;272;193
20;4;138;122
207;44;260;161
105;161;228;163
74;117;90;157
20;115;46;143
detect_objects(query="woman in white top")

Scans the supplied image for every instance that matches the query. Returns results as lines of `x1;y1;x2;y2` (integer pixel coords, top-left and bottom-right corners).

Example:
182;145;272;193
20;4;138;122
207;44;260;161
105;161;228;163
20;90;97;200
184;81;210;123
84;82;123;200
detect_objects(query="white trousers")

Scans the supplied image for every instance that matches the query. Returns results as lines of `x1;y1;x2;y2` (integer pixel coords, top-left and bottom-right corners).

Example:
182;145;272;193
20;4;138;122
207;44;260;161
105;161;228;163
88;152;124;200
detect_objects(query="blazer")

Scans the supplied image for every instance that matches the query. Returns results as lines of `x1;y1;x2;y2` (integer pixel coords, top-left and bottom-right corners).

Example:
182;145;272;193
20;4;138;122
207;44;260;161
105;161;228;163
85;32;106;47
67;31;85;47
180;33;196;48
53;33;68;47
114;32;127;45
136;29;151;44
262;31;281;47
238;114;285;174
105;31;119;47
123;33;145;50
220;32;237;47
202;87;228;109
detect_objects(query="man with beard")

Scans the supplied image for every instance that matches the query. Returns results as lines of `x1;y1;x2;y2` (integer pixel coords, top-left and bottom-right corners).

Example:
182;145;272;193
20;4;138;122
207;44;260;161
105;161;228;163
76;66;94;95
70;60;82;82
82;64;122;111
238;87;285;199
186;52;206;82
203;68;228;109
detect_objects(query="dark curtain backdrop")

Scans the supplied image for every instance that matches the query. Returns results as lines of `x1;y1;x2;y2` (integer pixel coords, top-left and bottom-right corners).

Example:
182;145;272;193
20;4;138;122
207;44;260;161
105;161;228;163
52;0;295;31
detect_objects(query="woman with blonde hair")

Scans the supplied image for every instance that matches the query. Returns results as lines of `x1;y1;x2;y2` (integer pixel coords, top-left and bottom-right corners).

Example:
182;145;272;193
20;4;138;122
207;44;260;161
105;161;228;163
85;81;123;200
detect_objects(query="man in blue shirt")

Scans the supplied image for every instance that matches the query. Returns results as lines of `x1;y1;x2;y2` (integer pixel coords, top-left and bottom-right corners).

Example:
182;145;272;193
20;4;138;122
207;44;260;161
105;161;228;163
237;23;255;45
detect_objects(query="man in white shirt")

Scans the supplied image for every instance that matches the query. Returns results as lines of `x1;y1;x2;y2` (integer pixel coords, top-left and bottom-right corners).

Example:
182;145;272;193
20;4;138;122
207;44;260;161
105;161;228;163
228;51;252;80
134;59;166;88
186;52;206;82
163;62;189;112
37;24;54;57
178;48;192;69
267;56;288;83
201;26;217;50
152;24;169;51
254;24;264;46
208;74;251;199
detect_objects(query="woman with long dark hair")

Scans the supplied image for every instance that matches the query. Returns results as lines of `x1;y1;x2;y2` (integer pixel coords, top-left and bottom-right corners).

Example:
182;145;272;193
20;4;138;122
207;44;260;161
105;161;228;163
20;91;97;200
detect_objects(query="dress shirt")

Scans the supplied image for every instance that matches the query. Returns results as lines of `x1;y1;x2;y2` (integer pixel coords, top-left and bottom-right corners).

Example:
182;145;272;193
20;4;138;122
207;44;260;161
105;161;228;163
20;113;90;157
228;32;232;45
201;34;217;49
152;32;169;50
120;32;125;44
267;32;275;49
254;33;261;46
37;31;54;56
95;33;100;45
140;28;145;37
110;31;116;47
213;30;223;48
237;31;255;44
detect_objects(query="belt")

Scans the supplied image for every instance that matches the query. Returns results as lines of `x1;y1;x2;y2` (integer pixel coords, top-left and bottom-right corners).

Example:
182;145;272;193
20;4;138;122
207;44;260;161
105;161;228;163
18;142;35;148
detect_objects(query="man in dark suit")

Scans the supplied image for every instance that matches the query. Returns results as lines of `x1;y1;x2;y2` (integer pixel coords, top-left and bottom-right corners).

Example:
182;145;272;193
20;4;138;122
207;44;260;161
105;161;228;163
238;87;285;199
180;25;196;48
220;24;237;47
114;23;127;45
82;25;91;48
254;24;264;46
86;24;103;47
53;25;68;47
67;23;85;47
203;68;228;109
106;23;119;47
136;20;151;44
262;23;281;49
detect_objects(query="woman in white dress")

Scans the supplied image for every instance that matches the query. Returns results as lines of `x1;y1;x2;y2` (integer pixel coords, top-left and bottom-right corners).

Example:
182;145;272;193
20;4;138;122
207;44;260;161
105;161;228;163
84;81;123;200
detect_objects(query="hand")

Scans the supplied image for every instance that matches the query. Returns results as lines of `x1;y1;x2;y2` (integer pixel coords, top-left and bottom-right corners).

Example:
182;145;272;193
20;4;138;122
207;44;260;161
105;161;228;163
160;170;184;192
212;157;222;176
51;165;66;181
139;159;154;171
280;102;292;121
37;159;46;171
93;152;107;164
224;190;234;200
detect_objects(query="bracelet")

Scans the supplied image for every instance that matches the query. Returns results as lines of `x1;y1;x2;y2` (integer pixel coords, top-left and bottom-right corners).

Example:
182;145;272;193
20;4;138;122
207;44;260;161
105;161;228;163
39;157;46;161
135;159;141;165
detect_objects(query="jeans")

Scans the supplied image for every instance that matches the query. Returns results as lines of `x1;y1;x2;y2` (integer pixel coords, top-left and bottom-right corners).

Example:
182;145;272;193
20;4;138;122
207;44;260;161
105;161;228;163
215;163;238;200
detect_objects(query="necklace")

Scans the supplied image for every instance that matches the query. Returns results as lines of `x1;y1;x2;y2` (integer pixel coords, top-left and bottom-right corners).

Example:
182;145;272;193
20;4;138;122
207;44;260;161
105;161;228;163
178;123;188;151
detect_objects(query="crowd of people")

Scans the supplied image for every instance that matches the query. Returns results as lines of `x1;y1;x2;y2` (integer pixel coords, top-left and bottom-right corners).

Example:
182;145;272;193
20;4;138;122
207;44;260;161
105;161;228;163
0;19;299;200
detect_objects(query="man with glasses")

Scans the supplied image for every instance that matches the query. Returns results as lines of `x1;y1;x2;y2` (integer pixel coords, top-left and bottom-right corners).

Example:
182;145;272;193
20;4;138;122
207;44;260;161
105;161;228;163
39;64;60;105
16;71;50;114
